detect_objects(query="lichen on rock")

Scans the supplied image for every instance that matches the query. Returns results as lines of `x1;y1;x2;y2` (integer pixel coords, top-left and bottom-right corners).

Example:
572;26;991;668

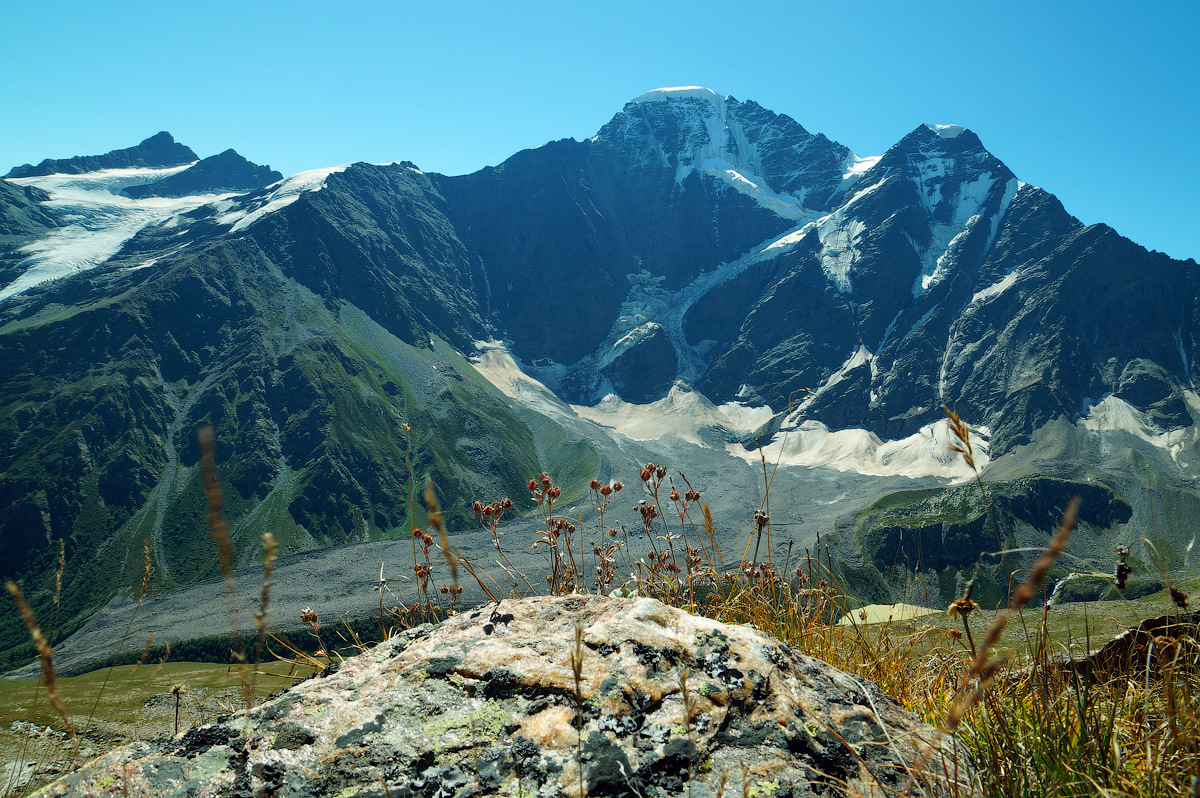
35;596;975;797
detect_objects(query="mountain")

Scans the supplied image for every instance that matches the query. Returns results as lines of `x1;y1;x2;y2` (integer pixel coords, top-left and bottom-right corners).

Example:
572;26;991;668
121;149;281;198
2;92;1198;670
5;132;197;178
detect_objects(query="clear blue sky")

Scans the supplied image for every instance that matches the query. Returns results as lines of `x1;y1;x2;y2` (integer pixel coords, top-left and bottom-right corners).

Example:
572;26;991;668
3;0;1197;260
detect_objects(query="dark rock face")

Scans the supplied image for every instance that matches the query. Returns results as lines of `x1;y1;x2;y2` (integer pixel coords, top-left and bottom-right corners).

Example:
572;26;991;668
5;132;197;178
0;181;59;239
38;596;975;797
437;90;842;394
0;181;61;286
600;324;677;403
122;149;281;198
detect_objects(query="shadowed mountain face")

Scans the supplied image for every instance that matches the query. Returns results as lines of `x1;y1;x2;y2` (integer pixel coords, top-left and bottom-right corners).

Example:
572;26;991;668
121;149;281;198
1;90;1198;668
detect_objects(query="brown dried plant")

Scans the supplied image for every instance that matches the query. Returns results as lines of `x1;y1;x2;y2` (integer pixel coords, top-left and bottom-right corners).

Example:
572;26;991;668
198;426;250;705
5;581;73;744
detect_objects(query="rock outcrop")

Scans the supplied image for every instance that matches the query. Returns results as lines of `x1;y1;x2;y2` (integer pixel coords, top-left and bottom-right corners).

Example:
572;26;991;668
36;596;974;797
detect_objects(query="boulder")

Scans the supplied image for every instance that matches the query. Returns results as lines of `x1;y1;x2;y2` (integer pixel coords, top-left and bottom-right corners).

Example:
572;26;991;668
36;596;974;797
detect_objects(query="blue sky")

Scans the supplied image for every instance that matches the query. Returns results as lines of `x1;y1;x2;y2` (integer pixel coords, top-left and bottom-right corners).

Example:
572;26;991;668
3;0;1197;260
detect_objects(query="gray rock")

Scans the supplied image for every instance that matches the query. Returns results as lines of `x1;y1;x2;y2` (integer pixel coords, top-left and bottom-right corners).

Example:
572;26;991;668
35;596;974;797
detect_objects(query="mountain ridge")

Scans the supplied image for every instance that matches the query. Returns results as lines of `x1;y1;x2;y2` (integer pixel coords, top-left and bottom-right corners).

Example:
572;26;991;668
1;88;1197;670
5;132;198;179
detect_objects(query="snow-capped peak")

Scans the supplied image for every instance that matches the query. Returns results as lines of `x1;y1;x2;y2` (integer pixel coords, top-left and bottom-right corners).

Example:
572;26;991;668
611;87;821;221
631;86;723;104
925;123;966;139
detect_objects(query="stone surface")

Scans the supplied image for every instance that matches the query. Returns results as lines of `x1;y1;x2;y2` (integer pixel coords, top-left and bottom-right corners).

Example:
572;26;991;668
35;596;974;797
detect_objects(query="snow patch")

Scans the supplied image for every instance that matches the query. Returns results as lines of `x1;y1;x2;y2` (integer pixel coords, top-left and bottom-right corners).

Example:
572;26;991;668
729;416;990;480
572;385;773;446
1078;394;1199;462
216;165;349;232
698;158;809;220
627;87;816;223
1;166;236;303
911;171;996;296
842;153;881;181
595;222;821;389
816;212;866;293
811;345;872;401
926;123;965;139
1175;329;1195;389
971;268;1022;305
633;86;722;103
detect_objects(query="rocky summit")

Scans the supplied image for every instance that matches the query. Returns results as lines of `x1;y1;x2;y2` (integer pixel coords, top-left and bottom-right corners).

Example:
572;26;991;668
35;596;973;797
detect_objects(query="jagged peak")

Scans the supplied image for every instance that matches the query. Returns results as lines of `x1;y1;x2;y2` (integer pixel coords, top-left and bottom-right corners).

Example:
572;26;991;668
896;122;986;154
5;131;198;178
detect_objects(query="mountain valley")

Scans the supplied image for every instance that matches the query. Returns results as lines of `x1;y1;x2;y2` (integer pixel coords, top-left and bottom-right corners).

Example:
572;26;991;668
2;89;1198;672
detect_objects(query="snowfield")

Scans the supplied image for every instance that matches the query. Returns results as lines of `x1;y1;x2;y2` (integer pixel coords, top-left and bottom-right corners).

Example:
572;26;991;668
1;165;233;302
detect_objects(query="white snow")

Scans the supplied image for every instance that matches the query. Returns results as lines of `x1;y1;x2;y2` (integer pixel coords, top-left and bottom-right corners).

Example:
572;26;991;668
841;153;881;181
216;165;349;233
926;123;966;139
810;345;873;402
592;221;824;392
633;87;722;103
1;165;236;303
987;177;1020;250
815;212;866;293
1175;329;1195;389
911;170;997;297
1078;394;1199;462
472;341;999;481
697;157;810;220
571;385;773;446
970;268;1023;305
729;416;990;480
625;86;817;224
470;340;773;446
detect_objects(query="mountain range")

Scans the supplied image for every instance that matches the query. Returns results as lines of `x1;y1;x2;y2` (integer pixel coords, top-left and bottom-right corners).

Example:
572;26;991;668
3;88;1198;670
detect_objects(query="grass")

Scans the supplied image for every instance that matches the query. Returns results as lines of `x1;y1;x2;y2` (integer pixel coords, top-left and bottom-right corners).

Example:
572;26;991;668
4;411;1200;798
0;661;310;738
0;660;313;796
